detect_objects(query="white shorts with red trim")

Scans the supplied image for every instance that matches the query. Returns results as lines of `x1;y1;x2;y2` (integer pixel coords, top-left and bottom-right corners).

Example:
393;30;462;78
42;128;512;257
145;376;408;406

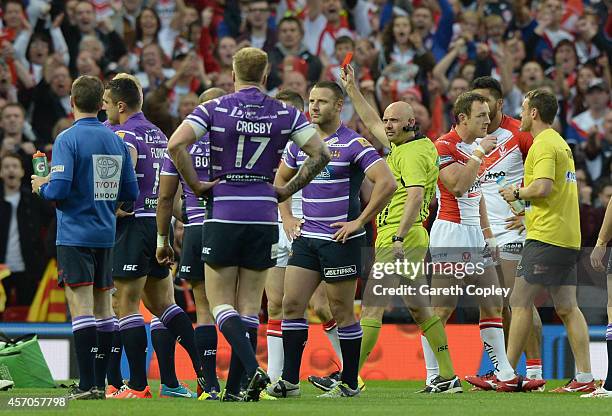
429;219;494;268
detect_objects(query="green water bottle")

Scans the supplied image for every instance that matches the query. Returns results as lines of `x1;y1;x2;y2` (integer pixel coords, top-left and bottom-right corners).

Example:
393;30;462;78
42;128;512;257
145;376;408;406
32;151;49;176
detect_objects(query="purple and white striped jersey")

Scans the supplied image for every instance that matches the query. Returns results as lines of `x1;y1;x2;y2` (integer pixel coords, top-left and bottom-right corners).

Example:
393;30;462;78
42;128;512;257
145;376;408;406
184;87;315;224
283;125;382;240
161;135;210;226
116;112;168;217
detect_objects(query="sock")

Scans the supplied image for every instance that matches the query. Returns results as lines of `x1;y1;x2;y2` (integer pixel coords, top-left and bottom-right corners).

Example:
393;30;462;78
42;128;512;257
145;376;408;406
107;317;123;389
323;319;343;368
150;317;179;388
95;317;115;389
338;323;362;390
604;324;612;391
421;335;440;384
72;315;97;391
526;358;543;380
160;304;204;379
213;305;258;378
420;316;454;380
281;318;308;384
479;317;515;381
266;319;284;382
225;315;258;395
195;324;220;391
575;372;594;383
359;318;382;371
119;314;148;391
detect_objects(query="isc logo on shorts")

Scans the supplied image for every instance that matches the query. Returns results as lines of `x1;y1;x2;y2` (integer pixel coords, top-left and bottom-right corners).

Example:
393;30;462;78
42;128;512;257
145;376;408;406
323;265;357;278
180;266;191;273
202;247;211;255
123;264;138;271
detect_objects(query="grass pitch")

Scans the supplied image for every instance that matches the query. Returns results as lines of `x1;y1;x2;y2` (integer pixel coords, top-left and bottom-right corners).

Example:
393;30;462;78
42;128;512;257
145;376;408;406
0;380;609;416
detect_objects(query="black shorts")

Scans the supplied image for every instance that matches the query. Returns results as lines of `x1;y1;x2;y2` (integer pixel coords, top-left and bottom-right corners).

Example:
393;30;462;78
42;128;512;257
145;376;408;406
57;246;113;290
179;224;205;281
517;239;579;286
201;222;278;270
288;235;365;283
112;216;169;279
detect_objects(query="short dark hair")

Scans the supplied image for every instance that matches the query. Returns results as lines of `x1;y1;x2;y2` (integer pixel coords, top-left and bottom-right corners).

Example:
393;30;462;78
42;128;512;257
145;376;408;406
106;77;141;110
0;152;22;167
0;102;25;119
335;36;354;49
525;88;558;124
471;76;503;100
453;91;488;118
312;81;344;102
276;89;304;111
71;75;104;113
278;16;303;33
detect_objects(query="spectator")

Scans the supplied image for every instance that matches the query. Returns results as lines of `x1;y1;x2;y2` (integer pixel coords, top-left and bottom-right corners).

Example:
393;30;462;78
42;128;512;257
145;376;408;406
236;0;276;52
128;7;164;71
177;92;199;122
0;103;36;185
135;43;174;93
110;0;144;50
267;16;323;90
63;0;127;70
0;153;54;307
411;0;454;62
567;79;610;145
31;59;72;144
303;0;356;61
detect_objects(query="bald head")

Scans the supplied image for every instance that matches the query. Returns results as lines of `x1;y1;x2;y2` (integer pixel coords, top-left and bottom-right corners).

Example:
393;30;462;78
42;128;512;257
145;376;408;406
385;101;415;120
199;87;226;104
382;101;417;145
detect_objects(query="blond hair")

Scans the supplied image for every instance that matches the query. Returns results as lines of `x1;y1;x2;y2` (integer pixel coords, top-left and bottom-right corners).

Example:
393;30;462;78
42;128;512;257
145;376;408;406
232;47;268;84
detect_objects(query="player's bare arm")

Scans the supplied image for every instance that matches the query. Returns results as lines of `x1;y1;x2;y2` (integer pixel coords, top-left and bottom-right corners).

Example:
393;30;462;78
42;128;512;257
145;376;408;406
332;161;397;243
479;195;499;261
168;122;218;196
155;174;180;265
274;161;304;240
500;178;553;202
591;195;612;272
439;136;496;196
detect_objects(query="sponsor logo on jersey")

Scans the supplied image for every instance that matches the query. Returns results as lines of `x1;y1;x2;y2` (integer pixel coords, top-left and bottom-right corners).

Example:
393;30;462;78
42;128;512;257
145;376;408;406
315;167;332;180
51;165;64;173
330;150;341;159
144;197;158;210
323;265;357;278
483;170;506;182
566;171;576;183
356;138;371;147
93;154;122;200
326;137;339;146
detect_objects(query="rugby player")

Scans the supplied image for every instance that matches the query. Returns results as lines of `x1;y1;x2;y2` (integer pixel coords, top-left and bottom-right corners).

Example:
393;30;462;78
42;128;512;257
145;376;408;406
267;80;396;398
156;87;227;400
104;77;205;399
167;47;330;402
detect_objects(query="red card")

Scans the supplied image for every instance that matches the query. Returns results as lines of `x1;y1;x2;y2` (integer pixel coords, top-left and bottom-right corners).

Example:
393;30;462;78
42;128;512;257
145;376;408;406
341;52;353;69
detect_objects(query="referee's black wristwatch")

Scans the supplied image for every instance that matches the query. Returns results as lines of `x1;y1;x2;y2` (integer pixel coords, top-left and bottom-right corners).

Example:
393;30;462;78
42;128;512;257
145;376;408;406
513;188;521;200
392;235;404;243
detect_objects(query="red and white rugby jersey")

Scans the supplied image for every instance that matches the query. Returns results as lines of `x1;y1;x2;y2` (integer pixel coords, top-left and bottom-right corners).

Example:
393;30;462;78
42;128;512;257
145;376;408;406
481;116;533;227
434;129;487;226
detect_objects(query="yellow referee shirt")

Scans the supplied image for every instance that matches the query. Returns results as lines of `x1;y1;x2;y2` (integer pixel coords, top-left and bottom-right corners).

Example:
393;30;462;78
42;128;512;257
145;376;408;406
524;128;581;249
376;137;439;236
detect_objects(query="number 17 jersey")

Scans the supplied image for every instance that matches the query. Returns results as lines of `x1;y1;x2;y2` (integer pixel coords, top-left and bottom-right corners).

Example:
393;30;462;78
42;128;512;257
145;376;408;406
185;87;314;224
116;112;168;217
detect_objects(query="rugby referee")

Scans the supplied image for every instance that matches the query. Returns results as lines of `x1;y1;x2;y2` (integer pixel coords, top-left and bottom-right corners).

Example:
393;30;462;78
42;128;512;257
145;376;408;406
500;89;595;393
31;75;139;399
